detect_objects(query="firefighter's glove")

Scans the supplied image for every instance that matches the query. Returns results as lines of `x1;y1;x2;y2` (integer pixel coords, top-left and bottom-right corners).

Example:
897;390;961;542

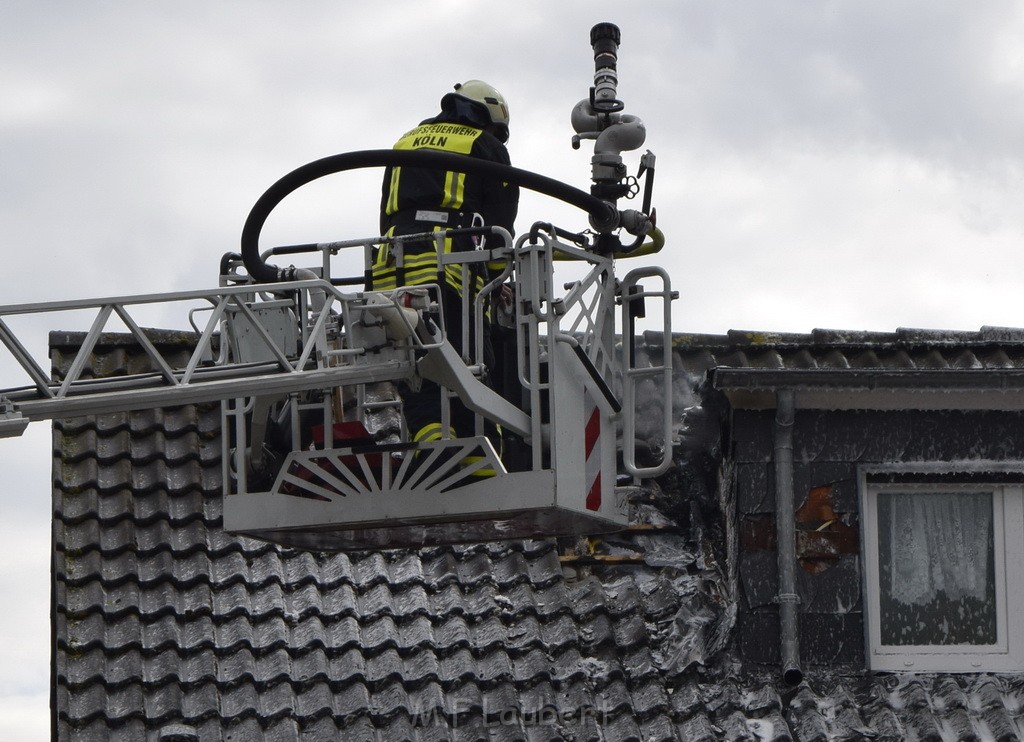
499;282;514;308
494;282;516;329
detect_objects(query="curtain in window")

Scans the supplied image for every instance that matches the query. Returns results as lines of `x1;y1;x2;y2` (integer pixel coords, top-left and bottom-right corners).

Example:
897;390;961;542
878;490;997;646
883;491;992;606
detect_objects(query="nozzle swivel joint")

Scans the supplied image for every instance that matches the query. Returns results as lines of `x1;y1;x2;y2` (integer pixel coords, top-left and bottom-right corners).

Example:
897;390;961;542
571;23;648;207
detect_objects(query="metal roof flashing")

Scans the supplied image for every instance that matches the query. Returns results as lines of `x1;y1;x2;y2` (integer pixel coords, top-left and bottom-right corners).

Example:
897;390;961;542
712;367;1024;410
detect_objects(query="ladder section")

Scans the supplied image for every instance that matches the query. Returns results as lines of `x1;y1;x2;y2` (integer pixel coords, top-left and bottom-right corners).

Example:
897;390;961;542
0;280;431;434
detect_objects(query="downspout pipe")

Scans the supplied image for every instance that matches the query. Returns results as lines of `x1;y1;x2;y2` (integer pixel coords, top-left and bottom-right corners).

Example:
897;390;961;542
240;149;620;285
774;389;803;686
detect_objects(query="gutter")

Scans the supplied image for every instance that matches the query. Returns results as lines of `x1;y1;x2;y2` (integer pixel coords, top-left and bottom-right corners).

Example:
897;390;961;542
712;367;1024;391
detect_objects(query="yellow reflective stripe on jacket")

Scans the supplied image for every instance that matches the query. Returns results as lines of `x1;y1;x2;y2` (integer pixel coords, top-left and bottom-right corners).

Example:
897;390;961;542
443;265;486;293
376;268;483;293
373;223;489;293
372;227;444;288
372;261;438;291
386;167;401;215
393;123;481;154
441;170;466;209
390;123;479;214
376;115;492;295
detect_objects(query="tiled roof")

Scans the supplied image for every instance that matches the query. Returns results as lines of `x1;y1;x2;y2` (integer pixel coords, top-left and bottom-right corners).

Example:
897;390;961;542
657;327;1024;375
52;329;1024;740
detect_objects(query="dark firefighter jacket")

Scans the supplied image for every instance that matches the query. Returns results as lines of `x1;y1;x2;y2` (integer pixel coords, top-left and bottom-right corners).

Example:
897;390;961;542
374;111;519;293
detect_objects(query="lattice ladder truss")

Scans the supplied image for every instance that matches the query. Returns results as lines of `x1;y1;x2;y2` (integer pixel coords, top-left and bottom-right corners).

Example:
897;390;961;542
0;280;423;435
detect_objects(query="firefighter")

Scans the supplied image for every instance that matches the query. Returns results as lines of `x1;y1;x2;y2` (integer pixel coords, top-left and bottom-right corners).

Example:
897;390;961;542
375;80;520;456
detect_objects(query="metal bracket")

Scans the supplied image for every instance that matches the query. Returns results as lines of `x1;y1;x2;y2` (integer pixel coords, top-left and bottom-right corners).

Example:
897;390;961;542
0;398;28;439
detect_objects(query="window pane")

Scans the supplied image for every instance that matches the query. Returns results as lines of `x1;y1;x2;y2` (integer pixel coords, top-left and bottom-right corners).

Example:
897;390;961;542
877;491;996;646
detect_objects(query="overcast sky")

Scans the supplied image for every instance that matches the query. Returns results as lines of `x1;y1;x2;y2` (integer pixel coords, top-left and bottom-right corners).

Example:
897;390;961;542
2;1;1022;736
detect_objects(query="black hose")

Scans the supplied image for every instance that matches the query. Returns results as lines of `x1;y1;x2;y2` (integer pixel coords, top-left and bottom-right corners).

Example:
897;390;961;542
240;149;618;284
528;222;590;247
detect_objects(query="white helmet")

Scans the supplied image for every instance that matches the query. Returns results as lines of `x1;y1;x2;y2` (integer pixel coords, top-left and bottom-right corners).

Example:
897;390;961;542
441;80;510;142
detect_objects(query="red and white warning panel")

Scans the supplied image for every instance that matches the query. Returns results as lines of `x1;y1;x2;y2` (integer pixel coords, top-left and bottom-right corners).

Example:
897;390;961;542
543;339;627;530
584;390;603;511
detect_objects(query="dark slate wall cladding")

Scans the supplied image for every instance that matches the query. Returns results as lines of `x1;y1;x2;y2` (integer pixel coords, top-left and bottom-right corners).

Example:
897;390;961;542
734;407;1024;668
794;409;1024;463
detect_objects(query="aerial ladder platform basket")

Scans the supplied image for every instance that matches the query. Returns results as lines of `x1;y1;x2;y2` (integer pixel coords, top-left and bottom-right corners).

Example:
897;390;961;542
0;22;675;551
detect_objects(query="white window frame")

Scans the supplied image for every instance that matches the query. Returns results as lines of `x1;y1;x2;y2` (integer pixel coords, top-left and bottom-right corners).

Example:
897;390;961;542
861;464;1024;673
